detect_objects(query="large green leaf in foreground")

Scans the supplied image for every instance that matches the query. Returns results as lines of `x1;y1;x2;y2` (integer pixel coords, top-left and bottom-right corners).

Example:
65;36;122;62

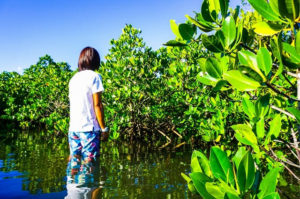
257;47;272;76
209;147;235;186
222;16;236;47
178;23;195;40
202;34;224;52
191;150;212;177
223;70;260;91
257;168;280;198
269;0;300;21
287;107;300;123
206;57;222;79
170;20;182;39
253;22;283;36
248;0;280;21
231;124;258;147
283;42;300;63
296;31;300;55
238;50;266;81
237;151;255;193
190;172;214;199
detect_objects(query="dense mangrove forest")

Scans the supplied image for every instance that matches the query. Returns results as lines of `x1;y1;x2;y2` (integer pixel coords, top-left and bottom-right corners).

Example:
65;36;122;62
1;0;300;198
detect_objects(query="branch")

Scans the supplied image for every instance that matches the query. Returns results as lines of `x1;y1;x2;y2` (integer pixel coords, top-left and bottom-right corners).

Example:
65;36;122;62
271;105;296;119
159;141;171;149
240;43;257;54
171;126;183;139
272;64;298;88
270;148;300;181
287;71;298;78
274;139;299;159
157;130;172;142
271;62;299;79
270;147;300;168
157;129;172;149
291;127;300;165
266;82;300;102
281;162;300;181
173;142;186;149
282;72;297;89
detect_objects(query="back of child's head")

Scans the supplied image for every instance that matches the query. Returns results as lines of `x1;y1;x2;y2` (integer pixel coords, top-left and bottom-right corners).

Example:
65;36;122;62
78;47;100;71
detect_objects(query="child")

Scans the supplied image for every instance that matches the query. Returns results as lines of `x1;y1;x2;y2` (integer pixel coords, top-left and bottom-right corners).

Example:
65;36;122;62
68;47;109;162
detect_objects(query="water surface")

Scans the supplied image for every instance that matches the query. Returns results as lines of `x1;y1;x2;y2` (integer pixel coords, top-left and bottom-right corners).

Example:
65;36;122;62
1;132;299;199
0;132;195;198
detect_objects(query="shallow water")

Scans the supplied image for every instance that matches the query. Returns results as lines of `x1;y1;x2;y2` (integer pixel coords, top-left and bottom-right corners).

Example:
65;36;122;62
1;132;299;199
0;132;196;199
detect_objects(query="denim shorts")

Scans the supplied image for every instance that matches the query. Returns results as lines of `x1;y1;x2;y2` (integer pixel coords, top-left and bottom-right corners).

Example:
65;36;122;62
68;130;100;160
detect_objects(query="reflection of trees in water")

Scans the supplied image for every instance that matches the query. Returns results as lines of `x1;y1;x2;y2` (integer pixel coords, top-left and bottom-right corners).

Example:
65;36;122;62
1;133;194;198
98;141;193;198
0;133;69;194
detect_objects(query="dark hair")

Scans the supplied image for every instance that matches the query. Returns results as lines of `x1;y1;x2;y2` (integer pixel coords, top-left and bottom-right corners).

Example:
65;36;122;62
78;47;100;71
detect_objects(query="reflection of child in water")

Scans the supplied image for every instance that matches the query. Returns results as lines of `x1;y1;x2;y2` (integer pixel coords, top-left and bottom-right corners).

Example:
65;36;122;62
65;157;104;199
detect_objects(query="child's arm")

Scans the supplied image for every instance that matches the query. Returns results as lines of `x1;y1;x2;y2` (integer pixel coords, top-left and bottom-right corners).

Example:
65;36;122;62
93;92;105;129
93;92;109;141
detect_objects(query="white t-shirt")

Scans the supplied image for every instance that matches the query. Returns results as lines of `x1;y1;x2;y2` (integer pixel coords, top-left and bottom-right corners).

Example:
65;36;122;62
68;70;104;132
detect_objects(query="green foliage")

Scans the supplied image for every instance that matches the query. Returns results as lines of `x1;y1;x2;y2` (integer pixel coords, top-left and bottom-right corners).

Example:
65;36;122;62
178;23;196;40
1;24;244;145
210;147;235;185
98;24;246;144
237;151;255;192
248;0;281;21
183;148;280;199
222;16;236;48
232;124;258;148
0;55;72;134
296;31;300;54
223;70;261;91
202;34;224;52
257;168;280;199
253;22;284;36
1;0;300;196
99;24;163;140
257;47;272;76
206;57;223;78
170;0;300;197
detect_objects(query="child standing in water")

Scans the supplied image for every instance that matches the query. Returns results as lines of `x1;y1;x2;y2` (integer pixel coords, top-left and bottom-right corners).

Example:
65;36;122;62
68;47;109;162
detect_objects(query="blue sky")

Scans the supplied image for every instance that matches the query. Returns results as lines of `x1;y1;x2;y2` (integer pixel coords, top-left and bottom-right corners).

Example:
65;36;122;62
0;0;245;73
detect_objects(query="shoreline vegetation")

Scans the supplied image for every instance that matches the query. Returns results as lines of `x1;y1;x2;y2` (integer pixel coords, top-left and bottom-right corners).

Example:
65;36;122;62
1;0;300;198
